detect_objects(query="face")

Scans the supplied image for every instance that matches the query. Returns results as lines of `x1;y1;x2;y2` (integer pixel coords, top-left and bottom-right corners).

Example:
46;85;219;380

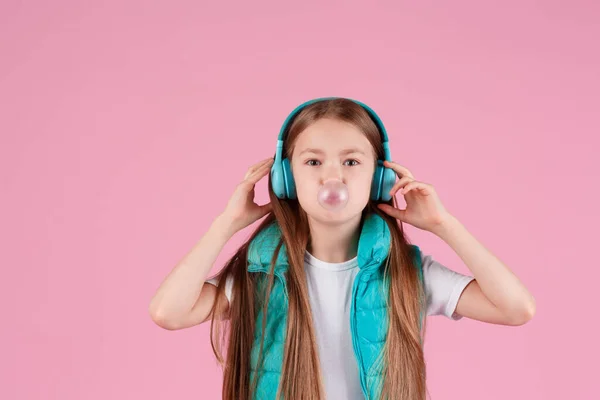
290;118;376;224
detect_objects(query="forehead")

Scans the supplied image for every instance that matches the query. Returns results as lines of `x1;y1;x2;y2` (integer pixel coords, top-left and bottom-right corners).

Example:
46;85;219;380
292;118;372;154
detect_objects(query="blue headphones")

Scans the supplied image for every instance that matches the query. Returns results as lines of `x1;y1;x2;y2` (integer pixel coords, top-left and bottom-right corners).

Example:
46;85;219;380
270;96;396;202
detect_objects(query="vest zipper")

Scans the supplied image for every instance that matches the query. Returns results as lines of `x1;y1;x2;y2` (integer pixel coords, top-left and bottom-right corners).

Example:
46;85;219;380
350;260;382;399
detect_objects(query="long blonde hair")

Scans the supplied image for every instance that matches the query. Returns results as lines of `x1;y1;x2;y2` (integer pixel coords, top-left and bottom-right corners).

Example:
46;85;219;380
208;98;428;399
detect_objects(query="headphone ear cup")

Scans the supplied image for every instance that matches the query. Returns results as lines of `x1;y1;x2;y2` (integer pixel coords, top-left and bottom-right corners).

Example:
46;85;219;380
380;166;397;202
371;160;384;201
270;159;286;199
282;157;296;199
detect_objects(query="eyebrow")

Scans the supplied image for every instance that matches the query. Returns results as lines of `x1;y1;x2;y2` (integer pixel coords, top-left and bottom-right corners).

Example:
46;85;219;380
298;148;366;156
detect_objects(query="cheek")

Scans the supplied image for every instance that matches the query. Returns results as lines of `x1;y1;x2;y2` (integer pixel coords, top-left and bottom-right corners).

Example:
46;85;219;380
292;172;317;206
291;169;315;190
348;176;373;202
346;170;375;202
349;168;374;186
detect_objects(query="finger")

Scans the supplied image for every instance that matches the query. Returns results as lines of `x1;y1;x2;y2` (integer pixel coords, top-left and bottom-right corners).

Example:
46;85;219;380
388;176;414;196
246;157;274;174
383;160;414;179
255;156;274;166
377;203;406;221
400;181;431;195
245;158;274;180
245;159;273;185
259;202;273;216
244;160;271;182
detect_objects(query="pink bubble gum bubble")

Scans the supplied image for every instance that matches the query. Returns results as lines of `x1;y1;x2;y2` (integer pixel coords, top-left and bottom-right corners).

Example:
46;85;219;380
317;180;349;211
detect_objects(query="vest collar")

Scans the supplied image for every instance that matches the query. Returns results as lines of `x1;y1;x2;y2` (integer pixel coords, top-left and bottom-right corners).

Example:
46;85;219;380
247;212;391;275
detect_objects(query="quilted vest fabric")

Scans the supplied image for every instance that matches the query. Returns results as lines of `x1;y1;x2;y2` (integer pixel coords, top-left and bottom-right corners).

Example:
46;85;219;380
246;212;425;399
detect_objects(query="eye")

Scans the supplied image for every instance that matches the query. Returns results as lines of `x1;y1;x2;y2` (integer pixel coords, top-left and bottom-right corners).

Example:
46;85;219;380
305;159;360;166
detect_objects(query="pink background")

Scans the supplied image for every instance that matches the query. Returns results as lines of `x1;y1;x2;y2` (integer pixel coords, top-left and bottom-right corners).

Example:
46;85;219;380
1;1;598;399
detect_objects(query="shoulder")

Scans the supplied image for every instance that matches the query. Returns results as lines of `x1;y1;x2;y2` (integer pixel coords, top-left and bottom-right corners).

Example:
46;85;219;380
414;247;475;320
206;273;235;304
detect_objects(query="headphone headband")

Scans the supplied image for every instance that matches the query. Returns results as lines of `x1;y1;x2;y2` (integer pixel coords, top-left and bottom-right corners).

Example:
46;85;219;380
276;97;390;145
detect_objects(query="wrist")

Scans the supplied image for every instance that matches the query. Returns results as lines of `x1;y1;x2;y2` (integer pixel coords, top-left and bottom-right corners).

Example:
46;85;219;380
213;213;238;239
431;213;459;238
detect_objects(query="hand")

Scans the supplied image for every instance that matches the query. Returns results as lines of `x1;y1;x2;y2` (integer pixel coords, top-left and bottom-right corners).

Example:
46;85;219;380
377;161;452;233
220;157;274;233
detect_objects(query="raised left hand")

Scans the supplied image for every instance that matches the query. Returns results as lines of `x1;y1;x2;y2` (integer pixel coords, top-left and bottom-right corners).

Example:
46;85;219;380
377;161;452;233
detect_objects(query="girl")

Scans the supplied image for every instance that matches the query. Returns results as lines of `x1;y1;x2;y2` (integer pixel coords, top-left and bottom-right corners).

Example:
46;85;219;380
149;97;536;400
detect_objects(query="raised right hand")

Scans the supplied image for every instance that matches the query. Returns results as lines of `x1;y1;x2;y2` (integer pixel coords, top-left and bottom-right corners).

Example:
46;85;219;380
220;157;275;233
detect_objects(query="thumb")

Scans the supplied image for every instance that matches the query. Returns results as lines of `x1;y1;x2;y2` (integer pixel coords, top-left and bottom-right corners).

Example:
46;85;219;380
259;202;273;216
378;204;406;222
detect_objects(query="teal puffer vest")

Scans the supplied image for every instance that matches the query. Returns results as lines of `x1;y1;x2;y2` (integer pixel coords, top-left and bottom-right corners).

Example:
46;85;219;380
246;212;424;399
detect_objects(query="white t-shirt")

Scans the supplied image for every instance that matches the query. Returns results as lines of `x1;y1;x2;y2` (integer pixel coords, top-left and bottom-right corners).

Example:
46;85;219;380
206;250;475;400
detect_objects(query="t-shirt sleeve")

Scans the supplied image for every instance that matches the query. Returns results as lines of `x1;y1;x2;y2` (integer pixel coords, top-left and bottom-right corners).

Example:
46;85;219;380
421;252;475;320
205;273;234;304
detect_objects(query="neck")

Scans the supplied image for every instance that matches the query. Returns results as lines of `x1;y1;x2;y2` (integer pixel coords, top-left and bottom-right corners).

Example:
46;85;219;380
306;212;364;263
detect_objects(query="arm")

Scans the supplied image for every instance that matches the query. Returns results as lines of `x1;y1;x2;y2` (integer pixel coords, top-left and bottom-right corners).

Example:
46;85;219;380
149;157;273;330
148;213;236;330
431;214;536;326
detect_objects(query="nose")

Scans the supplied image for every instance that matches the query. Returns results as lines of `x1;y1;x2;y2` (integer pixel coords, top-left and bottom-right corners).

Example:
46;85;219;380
320;160;344;184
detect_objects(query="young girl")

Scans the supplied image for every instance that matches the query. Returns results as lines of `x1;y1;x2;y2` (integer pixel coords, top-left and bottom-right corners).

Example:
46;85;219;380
149;97;536;400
